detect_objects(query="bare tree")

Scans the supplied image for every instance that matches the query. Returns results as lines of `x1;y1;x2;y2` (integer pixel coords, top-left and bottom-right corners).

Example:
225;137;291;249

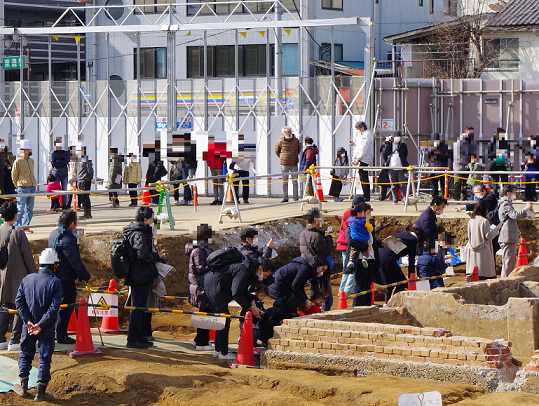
420;0;502;78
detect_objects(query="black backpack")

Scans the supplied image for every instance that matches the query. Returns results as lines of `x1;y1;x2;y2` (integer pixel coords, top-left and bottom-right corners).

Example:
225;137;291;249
486;203;500;225
207;247;243;271
111;237;132;279
0;228;13;269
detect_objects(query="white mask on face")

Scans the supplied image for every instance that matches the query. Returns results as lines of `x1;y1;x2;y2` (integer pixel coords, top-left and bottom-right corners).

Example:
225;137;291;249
252;236;259;248
394;137;401;143
0;143;4;149
341;153;345;157
510;194;517;201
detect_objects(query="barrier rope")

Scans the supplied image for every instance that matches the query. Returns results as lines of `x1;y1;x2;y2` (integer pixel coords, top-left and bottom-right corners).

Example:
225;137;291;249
346;273;466;300
1;302;243;319
76;288;129;296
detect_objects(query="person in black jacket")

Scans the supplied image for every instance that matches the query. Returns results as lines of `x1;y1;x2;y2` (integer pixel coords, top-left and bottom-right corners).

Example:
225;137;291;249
427;137;451;197
49;138;70;207
48;210;94;344
414;196;447;254
268;253;328;308
179;135;197;206
238;227;275;264
145;153;168;206
201;247;261;360
382;132;409;204
123;206;163;349
379;231;418;303
77;145;94;220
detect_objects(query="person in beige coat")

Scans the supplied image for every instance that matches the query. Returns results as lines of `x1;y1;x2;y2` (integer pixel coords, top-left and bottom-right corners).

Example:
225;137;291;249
0;201;36;351
465;199;503;279
12;139;37;231
275;126;301;202
124;154;142;207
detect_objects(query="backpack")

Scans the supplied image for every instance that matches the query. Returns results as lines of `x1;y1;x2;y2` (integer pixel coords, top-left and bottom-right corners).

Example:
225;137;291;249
0;227;13;269
111;237;132;279
207;247;243;271
486;203;500;225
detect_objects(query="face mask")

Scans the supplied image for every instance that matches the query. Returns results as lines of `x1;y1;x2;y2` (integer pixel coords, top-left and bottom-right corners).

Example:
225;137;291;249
394;137;401;143
436;210;443;215
252;236;259;248
341;154;345;157
510;194;517;201
366;214;371;220
474;194;482;200
0;143;5;149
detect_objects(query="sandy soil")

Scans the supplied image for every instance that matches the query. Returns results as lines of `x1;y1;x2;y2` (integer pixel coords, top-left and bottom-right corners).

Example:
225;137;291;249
4;215;539;405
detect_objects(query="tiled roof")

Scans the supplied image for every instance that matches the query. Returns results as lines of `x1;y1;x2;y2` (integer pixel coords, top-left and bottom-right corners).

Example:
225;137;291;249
488;0;539;27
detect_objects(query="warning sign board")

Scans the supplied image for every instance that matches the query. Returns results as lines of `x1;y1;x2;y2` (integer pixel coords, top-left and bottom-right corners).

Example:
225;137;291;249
88;293;118;318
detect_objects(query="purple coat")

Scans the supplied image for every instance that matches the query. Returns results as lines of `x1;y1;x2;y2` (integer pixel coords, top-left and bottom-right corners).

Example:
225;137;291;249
185;244;213;309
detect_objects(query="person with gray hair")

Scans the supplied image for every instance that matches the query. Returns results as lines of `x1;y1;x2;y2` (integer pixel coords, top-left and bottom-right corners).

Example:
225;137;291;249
498;185;534;277
275;126;301;202
350;121;373;201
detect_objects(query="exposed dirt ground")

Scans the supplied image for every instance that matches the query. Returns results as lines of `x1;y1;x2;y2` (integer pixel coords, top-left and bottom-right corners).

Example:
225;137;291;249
3;215;539;405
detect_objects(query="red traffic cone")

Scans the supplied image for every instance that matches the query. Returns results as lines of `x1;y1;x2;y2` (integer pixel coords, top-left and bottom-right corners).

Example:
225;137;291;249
471;266;479;282
100;279;126;334
370;282;375;306
67;298;103;358
67;309;77;335
142;189;151;205
315;172;325;202
234;311;256;367
209;329;215;344
193;184;198;211
517;238;528;267
408;273;417;291
338;291;348;309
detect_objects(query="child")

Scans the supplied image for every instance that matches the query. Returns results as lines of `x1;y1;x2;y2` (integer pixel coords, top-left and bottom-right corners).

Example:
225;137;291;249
260;258;275;287
258;296;303;346
416;243;448;289
522;152;537;202
346;202;374;269
465;154;486;195
299;292;324;316
239;284;266;348
46;174;61;212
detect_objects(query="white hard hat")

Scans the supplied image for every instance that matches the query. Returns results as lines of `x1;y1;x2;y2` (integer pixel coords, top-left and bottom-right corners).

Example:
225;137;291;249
20;139;32;150
39;248;59;265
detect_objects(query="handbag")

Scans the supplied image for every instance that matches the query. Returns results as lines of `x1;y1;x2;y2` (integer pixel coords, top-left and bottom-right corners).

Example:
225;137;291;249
0;227;13;269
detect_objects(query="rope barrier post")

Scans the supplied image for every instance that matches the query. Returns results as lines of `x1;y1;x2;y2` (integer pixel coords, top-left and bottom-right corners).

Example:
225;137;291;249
444;170;449;200
164;188;175;230
301;165;318;211
403;166;413;213
218;172;242;224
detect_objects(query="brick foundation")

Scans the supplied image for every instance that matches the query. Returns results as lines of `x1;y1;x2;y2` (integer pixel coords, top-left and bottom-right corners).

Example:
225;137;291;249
263;309;520;391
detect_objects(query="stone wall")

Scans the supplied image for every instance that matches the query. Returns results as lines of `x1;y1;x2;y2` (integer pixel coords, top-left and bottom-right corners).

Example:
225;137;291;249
263;314;520;391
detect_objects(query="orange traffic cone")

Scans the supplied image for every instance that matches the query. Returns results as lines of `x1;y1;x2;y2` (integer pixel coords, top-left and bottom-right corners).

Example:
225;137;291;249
226;187;234;203
315;172;325;202
370;282;375;305
471;266;479;282
338;291;348;309
209;329;215;344
67;309;77;335
67;298;103;358
234;311;256;366
517;238;528;267
100;279;126;334
408;273;417;291
142;190;151;205
193;184;198;212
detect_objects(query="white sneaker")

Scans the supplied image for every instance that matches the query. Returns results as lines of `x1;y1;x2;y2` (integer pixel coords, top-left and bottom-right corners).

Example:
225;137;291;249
195;344;214;351
191;341;196;348
219;353;236;361
7;343;20;351
0;342;7;350
212;350;220;358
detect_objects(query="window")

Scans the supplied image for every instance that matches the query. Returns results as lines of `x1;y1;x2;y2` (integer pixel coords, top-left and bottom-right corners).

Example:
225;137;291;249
322;0;343;10
430;0;434;14
187;0;296;15
320;43;343;62
443;0;457;16
419;0;423;6
187;44;300;77
134;47;167;78
134;0;167;13
6;18;21;27
485;38;519;70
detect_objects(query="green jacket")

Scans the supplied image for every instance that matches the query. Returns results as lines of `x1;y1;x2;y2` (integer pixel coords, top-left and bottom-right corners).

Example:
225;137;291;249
465;162;486;186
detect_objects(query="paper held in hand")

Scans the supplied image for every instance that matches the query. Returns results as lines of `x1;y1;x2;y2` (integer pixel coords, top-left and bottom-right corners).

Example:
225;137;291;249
156;262;174;278
383;236;407;254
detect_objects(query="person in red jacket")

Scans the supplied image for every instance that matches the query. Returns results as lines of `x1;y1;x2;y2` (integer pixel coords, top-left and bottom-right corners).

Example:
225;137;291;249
203;137;231;205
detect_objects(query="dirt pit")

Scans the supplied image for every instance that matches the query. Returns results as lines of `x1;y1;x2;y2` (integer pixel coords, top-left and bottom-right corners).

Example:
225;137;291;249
2;215;539;405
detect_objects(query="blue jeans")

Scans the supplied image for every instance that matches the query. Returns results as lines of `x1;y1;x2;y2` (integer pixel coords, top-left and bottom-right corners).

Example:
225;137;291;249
16;186;36;227
59;176;69;206
182;167;196;201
